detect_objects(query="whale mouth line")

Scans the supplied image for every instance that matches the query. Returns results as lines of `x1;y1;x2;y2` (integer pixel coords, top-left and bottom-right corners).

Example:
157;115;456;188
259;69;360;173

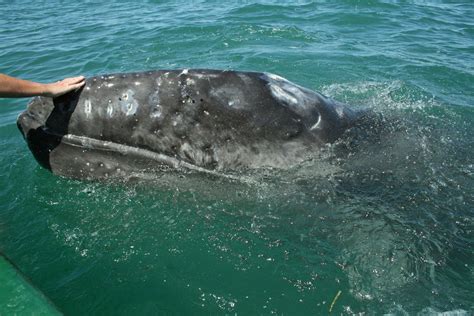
59;134;237;179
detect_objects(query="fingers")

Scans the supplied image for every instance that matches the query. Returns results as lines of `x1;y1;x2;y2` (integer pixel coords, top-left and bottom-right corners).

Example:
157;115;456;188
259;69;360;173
70;81;85;90
47;76;86;97
70;76;85;83
61;76;86;92
62;76;86;85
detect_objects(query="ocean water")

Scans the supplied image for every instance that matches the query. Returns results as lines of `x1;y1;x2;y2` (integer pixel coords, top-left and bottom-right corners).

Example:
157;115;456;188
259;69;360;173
0;1;473;314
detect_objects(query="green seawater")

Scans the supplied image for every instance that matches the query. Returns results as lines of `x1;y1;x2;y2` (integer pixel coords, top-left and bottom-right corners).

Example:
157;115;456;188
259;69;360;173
0;1;473;314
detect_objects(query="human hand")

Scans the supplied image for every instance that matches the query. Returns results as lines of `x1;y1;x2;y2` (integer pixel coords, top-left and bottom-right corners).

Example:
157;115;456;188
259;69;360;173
43;76;86;98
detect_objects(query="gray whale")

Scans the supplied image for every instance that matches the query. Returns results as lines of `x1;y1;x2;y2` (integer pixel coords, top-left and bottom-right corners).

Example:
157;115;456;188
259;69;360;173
17;69;363;180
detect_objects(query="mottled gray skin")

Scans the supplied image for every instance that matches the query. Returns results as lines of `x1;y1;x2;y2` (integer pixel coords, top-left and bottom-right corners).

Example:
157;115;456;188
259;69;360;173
17;69;361;180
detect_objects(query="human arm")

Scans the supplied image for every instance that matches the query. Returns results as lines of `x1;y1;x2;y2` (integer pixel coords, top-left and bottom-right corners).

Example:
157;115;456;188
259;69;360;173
0;74;85;98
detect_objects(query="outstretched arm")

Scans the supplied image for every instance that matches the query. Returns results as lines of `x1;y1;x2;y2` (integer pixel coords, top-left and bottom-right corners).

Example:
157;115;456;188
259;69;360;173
0;74;85;98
